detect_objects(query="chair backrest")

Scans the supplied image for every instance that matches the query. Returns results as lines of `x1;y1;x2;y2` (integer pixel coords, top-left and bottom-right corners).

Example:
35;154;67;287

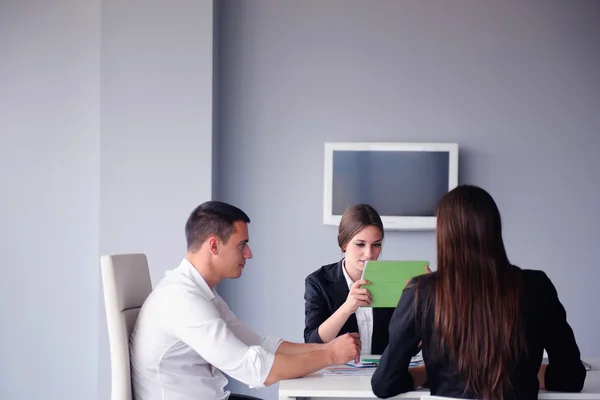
101;253;153;400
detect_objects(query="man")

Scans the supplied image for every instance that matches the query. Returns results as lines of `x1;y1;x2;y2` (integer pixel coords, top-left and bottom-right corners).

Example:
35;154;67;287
130;201;360;400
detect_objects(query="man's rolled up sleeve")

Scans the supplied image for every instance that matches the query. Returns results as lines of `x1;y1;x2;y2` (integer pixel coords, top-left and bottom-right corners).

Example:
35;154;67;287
243;346;276;388
167;293;277;388
260;335;283;354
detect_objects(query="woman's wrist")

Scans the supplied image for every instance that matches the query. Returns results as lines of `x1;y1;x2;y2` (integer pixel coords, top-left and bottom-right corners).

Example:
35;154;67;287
409;365;427;388
339;302;356;317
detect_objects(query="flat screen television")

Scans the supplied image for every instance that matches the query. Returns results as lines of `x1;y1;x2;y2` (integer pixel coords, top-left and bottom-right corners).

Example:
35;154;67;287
323;142;459;230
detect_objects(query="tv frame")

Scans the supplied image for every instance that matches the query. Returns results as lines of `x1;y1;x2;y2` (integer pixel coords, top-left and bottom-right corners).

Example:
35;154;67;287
323;142;459;230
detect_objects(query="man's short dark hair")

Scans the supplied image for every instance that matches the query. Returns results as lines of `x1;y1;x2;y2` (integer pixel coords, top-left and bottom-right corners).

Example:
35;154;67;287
185;201;250;252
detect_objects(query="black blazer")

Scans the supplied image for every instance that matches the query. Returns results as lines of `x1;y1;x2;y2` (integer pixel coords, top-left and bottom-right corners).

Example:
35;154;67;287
304;260;395;355
371;267;587;399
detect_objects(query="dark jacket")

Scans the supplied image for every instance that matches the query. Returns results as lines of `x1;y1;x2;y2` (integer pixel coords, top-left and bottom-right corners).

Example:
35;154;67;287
371;267;587;399
304;260;395;354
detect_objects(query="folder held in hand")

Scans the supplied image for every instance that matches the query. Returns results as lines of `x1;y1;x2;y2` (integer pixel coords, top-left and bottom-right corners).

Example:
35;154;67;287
360;260;430;308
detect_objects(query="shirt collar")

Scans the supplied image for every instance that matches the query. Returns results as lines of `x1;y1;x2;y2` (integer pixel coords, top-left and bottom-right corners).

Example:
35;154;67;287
341;259;355;289
177;258;216;300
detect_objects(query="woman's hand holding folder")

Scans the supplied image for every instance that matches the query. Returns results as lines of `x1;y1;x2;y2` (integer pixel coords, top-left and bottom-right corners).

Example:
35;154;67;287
342;279;372;313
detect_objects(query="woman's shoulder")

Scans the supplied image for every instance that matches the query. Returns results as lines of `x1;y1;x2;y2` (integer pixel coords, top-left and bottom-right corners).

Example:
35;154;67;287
516;265;558;295
406;271;437;301
305;260;342;283
411;270;437;288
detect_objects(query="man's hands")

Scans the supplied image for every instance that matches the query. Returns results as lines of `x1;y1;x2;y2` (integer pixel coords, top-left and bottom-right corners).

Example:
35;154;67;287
264;333;362;386
326;332;361;364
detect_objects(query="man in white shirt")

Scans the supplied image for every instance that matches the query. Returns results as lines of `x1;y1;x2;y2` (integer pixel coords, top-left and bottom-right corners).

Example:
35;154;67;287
130;201;360;400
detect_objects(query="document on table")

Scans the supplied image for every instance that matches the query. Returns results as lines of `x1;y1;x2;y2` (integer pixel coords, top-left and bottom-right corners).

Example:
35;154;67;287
322;365;376;376
359;351;424;366
321;352;425;376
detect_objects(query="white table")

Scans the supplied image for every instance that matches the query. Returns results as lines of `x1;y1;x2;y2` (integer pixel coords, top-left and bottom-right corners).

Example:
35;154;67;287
279;359;600;400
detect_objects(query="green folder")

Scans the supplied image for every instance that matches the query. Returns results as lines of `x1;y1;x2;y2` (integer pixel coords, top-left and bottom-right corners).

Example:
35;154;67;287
360;355;381;363
360;260;430;308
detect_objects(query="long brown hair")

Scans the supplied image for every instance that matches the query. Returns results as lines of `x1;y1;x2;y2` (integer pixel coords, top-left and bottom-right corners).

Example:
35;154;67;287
434;185;524;400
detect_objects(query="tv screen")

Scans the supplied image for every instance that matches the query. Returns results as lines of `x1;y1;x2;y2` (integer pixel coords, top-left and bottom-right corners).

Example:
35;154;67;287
332;150;449;217
323;142;458;230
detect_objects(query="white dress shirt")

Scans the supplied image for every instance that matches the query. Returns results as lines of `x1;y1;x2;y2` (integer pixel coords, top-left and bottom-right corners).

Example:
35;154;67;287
342;261;373;355
129;259;282;400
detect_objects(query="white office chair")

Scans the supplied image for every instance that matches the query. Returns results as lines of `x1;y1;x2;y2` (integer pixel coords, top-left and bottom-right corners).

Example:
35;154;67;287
101;253;153;400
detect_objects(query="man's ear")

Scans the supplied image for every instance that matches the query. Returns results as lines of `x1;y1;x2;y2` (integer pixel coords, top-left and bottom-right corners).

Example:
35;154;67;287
207;236;220;255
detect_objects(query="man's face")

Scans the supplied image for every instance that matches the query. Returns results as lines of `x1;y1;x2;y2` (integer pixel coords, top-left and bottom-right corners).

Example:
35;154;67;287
217;220;253;279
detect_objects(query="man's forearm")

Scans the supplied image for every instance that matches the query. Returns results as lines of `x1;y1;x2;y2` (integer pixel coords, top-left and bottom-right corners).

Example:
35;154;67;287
264;349;332;386
277;341;326;354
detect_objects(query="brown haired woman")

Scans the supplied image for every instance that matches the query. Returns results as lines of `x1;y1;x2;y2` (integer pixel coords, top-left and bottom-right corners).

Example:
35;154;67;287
303;204;394;355
371;185;586;399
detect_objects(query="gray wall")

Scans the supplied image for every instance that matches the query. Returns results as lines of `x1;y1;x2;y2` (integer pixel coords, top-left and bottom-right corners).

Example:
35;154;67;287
0;1;101;399
1;1;213;399
1;1;598;399
214;1;600;399
99;1;214;399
